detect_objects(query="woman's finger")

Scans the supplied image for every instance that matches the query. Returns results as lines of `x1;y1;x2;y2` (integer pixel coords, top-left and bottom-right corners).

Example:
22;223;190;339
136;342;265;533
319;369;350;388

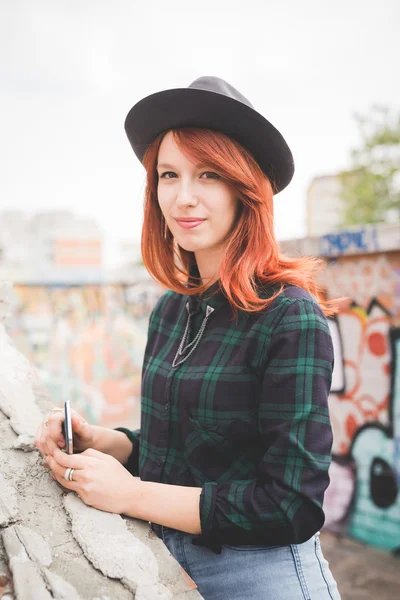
47;413;65;446
52;447;92;470
41;430;52;457
82;448;107;459
37;424;51;456
35;416;54;456
70;414;92;443
41;432;56;458
40;413;64;456
46;455;83;483
52;471;81;494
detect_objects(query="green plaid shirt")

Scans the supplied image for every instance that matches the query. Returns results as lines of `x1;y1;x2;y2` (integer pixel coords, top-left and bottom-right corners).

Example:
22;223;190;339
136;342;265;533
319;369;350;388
117;282;334;553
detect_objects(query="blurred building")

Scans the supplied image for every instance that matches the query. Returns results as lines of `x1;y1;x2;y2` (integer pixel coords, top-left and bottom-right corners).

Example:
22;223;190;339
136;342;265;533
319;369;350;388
119;240;142;265
106;239;149;284
105;239;163;310
0;211;103;284
306;174;343;236
280;221;399;259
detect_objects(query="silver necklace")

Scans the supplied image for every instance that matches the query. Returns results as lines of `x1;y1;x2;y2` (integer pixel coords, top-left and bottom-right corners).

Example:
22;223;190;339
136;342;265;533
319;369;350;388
172;302;215;368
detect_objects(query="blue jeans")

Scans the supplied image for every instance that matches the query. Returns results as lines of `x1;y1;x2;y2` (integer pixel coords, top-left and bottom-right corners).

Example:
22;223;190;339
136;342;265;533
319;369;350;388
152;525;341;600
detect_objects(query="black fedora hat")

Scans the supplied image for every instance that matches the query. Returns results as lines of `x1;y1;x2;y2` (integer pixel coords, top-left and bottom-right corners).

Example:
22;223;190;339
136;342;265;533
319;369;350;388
124;76;294;193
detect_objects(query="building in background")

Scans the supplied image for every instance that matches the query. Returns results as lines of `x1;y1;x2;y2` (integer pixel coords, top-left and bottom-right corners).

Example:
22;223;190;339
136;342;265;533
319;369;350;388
106;239;150;284
0;211;104;284
119;240;142;266
281;222;400;552
0;219;162;430
306;174;344;236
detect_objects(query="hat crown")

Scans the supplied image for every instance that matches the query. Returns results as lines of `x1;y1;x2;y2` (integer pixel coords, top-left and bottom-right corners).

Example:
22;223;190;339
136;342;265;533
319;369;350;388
188;76;254;110
124;75;294;193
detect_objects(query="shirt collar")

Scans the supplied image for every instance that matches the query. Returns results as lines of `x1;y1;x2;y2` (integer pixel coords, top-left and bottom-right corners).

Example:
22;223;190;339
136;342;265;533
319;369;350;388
186;263;227;315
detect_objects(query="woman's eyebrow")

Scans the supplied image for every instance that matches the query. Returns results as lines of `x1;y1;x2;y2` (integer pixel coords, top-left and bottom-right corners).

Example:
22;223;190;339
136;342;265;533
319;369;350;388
157;162;175;169
157;162;210;170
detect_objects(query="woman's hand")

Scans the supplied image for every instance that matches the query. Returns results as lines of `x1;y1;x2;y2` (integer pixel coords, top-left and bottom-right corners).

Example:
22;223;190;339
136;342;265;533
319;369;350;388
45;447;137;515
34;407;95;457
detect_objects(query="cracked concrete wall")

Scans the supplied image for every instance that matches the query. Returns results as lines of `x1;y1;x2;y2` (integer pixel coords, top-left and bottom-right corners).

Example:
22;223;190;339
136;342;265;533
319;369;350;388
0;281;202;600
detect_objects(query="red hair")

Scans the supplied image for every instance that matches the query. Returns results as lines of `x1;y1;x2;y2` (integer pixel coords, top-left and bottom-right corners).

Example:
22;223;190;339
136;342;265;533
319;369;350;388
141;128;340;317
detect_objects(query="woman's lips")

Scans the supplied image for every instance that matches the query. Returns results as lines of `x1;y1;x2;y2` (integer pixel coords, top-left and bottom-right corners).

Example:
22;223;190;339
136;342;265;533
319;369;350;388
175;219;205;229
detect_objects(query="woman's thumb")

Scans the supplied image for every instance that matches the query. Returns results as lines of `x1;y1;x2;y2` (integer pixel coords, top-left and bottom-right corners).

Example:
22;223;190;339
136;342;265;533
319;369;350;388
72;414;89;435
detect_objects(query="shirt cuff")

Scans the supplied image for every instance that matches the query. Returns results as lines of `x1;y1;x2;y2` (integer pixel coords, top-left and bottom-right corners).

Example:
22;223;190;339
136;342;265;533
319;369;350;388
191;481;221;553
199;481;218;538
114;427;140;476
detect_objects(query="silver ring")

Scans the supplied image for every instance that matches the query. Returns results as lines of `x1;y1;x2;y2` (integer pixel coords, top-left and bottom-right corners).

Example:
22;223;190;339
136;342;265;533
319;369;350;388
69;468;75;482
64;468;72;481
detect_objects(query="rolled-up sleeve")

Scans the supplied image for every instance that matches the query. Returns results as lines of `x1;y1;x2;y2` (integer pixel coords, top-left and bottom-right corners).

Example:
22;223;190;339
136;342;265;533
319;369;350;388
197;297;334;550
114;427;140;476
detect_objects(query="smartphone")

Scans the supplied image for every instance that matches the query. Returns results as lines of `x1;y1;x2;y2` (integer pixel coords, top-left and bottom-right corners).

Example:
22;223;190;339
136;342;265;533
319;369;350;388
62;400;73;455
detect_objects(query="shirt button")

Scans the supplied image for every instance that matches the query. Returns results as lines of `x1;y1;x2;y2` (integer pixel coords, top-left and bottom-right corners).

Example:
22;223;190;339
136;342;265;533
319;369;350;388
165;403;169;411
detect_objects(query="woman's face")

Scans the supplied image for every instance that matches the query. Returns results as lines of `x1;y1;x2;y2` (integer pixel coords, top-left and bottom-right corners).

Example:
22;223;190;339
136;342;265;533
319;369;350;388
156;131;239;255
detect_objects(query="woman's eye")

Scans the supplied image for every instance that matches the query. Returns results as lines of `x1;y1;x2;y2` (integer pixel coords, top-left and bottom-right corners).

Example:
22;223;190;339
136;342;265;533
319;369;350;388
159;171;220;180
159;171;176;179
200;172;221;179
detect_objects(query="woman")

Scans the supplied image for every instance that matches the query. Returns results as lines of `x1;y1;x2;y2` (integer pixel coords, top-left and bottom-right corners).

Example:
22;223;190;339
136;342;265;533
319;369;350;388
35;76;341;599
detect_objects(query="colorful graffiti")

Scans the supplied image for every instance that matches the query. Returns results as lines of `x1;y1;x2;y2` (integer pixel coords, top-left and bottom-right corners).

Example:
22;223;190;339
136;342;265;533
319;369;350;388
319;255;400;312
5;283;162;428
322;251;400;552
329;300;392;456
319;225;380;257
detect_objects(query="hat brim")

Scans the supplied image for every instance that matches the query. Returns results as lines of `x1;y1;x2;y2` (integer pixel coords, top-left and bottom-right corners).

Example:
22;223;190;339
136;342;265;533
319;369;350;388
124;88;294;193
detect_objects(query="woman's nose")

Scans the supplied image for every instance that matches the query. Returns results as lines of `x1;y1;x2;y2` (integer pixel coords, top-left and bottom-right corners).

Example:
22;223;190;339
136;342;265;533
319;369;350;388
176;190;198;208
175;181;199;208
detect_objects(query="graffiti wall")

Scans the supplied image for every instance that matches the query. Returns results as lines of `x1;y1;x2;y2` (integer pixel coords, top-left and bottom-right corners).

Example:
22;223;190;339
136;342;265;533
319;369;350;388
4;224;400;553
5;282;162;429
320;249;400;552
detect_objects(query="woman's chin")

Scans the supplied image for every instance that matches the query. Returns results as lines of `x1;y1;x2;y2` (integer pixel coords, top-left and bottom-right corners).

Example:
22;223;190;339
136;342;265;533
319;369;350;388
176;238;207;253
178;243;202;253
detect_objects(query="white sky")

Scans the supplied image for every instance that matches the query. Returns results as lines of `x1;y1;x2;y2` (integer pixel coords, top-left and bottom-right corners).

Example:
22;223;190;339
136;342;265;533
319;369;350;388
1;0;399;267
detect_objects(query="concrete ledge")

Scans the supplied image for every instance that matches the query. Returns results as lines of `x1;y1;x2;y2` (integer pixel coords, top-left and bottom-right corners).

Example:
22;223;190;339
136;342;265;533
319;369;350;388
0;282;202;599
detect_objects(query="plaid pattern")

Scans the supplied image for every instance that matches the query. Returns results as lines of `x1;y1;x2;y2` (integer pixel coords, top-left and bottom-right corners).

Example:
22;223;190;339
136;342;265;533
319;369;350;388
116;283;334;553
